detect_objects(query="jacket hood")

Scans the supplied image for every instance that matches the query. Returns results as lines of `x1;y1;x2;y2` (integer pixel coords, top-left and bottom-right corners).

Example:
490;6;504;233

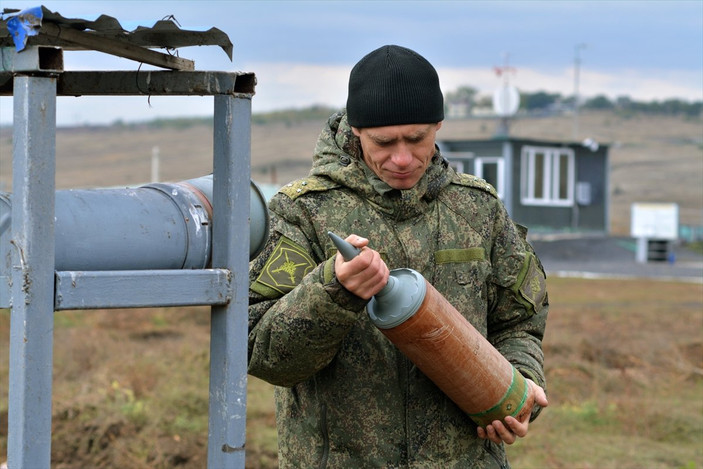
309;110;453;220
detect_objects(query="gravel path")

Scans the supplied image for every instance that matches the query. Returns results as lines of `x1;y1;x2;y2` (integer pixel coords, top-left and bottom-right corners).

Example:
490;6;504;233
529;235;703;283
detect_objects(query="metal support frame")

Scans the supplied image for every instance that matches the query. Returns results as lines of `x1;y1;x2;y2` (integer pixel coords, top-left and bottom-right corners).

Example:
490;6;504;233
208;95;251;467
8;74;57;469
2;48;255;468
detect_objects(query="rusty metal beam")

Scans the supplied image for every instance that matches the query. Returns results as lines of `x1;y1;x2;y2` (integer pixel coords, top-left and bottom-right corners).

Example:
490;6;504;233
0;70;256;96
39;22;194;70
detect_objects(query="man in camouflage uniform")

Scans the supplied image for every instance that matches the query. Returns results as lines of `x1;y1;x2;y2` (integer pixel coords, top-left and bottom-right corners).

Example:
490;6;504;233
248;45;548;468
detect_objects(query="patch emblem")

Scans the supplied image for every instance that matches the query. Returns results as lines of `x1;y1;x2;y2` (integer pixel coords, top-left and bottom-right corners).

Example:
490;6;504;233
518;254;547;311
254;237;315;296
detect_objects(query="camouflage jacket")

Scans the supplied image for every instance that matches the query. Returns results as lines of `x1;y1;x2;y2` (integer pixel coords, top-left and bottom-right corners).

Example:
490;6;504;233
248;111;548;468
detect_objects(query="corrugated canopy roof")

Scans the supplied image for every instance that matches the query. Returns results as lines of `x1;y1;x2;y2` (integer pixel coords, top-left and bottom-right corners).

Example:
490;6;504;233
0;6;233;70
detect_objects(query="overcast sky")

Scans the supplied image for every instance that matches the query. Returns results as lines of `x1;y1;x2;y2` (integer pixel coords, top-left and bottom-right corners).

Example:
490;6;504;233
1;0;701;126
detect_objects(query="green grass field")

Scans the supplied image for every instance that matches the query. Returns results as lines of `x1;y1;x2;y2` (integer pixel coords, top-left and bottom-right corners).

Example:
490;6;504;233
1;276;701;468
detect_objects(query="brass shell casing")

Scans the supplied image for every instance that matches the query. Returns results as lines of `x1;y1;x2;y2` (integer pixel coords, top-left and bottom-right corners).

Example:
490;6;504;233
376;278;531;427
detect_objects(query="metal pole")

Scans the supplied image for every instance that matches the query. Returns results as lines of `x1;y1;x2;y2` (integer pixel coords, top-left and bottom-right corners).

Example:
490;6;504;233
151;146;160;182
7;75;57;468
572;43;586;139
207;94;251;468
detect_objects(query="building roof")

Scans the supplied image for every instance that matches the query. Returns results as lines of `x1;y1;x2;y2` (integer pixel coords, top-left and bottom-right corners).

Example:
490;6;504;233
438;136;609;151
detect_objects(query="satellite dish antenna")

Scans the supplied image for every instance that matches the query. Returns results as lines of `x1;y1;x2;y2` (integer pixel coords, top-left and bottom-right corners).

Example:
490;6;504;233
492;84;519;117
492;53;519;137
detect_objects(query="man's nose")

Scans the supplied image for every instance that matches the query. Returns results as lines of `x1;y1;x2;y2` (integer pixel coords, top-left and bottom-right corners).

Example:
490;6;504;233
391;144;413;167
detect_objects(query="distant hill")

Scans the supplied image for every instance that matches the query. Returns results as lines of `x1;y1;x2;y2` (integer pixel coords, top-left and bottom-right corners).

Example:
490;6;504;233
0;109;701;236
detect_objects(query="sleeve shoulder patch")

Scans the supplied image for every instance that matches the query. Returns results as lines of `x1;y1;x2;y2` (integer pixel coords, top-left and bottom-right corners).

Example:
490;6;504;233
250;236;316;298
516;253;548;313
451;172;498;198
278;176;340;200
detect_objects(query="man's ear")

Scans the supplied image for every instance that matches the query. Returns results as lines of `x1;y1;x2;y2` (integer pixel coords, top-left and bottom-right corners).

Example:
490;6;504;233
436;121;443;131
351;126;362;137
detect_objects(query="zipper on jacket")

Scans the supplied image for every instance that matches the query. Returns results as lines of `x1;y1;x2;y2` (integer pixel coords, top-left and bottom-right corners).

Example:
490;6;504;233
318;403;329;469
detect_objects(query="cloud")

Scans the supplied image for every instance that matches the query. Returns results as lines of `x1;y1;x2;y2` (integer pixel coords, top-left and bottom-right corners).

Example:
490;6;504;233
581;69;703;101
247;62;349;112
440;65;703;102
1;62;700;126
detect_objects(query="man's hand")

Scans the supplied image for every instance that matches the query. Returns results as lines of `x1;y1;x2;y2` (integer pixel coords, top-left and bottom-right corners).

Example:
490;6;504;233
334;234;389;300
477;378;548;445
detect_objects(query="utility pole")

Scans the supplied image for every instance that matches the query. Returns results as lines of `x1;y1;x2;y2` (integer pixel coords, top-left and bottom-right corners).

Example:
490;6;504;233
151;145;160;182
573;43;587;139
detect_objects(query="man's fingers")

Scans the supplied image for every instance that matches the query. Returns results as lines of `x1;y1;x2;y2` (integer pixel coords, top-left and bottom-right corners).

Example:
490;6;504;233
492;420;517;444
503;416;528;438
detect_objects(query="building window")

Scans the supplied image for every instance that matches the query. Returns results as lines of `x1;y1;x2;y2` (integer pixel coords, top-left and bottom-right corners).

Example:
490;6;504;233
475;157;504;199
521;146;574;206
443;151;473;175
447;159;465;174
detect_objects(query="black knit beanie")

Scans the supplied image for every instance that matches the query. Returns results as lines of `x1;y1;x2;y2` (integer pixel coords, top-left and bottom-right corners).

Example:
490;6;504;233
346;45;444;128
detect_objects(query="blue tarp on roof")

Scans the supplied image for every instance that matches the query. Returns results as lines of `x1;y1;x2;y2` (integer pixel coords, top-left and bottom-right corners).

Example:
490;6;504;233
5;6;42;51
